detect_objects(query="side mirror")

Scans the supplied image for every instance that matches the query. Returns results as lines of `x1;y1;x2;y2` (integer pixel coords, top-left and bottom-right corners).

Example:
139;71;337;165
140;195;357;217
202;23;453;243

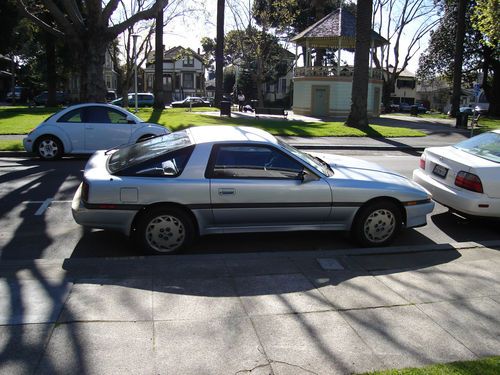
126;115;136;124
299;169;319;183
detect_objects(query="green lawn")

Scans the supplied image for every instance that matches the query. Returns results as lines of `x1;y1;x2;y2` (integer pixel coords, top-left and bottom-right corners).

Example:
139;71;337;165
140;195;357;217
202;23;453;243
0;106;425;138
0;140;23;151
360;356;500;375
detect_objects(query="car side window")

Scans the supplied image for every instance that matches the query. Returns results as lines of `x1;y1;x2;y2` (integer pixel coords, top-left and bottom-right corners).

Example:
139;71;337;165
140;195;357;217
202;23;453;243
122;146;194;177
58;108;83;123
85;107;112;123
107;108;129;124
208;145;304;179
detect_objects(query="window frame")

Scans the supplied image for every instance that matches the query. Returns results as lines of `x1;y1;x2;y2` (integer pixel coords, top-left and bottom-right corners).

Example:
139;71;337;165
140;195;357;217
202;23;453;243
204;143;317;180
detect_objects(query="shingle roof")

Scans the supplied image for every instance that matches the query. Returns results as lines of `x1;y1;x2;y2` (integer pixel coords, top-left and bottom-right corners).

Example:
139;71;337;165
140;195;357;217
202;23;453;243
291;9;388;48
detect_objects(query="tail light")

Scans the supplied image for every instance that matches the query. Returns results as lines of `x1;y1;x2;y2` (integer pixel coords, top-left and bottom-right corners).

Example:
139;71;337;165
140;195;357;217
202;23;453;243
419;154;426;169
455;171;483;193
81;180;89;202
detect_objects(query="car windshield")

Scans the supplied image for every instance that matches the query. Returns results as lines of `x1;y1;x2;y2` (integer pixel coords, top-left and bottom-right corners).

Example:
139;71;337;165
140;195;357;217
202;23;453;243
454;132;500;163
278;140;334;176
107;130;193;173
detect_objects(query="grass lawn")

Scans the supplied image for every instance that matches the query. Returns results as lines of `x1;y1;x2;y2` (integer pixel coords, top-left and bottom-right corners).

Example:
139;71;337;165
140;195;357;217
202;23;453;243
0;140;23;151
388;112;450;120
474;116;500;133
360;356;500;375
0;106;425;138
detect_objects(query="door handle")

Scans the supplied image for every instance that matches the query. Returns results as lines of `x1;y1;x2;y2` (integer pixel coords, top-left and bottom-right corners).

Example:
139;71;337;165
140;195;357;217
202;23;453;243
218;188;235;195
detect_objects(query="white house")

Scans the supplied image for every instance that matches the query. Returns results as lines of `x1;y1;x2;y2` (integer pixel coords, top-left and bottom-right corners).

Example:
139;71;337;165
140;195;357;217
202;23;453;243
144;46;206;103
387;69;417;106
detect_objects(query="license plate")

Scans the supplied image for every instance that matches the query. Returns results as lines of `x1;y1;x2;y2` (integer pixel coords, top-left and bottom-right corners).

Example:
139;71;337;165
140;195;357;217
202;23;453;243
432;164;448;178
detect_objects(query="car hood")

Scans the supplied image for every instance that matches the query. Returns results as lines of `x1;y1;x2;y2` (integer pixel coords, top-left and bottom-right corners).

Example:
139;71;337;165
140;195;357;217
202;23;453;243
309;152;429;194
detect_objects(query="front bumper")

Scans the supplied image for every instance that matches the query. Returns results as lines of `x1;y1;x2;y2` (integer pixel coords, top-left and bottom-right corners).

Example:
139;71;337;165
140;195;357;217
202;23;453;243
71;183;137;235
23;136;33;153
413;169;499;217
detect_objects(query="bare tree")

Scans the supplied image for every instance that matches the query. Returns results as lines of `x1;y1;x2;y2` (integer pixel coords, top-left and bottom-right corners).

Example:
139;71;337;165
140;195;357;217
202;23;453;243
372;0;439;108
16;0;168;102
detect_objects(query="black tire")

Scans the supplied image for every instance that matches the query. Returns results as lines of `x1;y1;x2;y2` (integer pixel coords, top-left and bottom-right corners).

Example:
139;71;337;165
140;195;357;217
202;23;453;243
136;207;196;255
35;135;63;160
352;200;402;247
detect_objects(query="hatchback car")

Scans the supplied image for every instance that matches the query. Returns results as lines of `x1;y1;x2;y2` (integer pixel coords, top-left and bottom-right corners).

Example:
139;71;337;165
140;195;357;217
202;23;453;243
111;93;154;107
72;126;434;254
413;130;500;218
23;103;170;160
171;96;211;108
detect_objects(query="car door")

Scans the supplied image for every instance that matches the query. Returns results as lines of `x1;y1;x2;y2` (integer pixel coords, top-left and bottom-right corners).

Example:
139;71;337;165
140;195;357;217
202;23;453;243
83;106;133;151
55;107;86;152
207;144;332;227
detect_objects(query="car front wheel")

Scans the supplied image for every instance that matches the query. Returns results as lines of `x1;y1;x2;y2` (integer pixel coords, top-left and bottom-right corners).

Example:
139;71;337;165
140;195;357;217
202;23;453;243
352;200;402;247
136;207;195;255
36;136;63;160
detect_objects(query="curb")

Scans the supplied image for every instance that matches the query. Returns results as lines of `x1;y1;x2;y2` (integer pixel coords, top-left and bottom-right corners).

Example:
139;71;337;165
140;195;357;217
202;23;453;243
0;144;426;158
1;240;499;271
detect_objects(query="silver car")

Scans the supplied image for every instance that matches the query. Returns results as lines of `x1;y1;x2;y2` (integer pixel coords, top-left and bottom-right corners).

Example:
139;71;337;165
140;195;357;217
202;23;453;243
72;126;434;254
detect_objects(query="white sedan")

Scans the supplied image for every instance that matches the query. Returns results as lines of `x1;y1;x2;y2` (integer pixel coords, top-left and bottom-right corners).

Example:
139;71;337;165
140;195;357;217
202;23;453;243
23;103;170;160
413;130;500;218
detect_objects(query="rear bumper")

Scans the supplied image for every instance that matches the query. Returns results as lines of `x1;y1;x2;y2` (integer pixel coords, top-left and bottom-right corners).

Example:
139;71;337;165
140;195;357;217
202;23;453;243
71;183;137;235
413;169;500;217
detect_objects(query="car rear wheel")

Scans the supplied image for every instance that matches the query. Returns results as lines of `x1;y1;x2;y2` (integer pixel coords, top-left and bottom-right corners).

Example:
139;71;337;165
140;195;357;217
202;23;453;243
136;207;195;254
352;200;402;247
36;136;63;160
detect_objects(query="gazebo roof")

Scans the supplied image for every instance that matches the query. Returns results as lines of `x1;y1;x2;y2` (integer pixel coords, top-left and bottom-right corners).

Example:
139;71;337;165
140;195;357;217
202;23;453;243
291;8;389;48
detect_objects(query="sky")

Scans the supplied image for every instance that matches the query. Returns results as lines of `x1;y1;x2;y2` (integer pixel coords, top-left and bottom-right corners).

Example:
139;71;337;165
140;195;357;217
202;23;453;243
160;0;438;74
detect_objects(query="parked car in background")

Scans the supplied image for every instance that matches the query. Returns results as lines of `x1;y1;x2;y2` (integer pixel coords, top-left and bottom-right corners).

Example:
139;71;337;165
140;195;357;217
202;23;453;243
459;106;474;115
413;130;500;218
398;102;412;112
72;126;434;255
6;86;25;102
171;96;211;108
105;91;117;102
111;93;154;107
23;103;170;160
33;91;67;106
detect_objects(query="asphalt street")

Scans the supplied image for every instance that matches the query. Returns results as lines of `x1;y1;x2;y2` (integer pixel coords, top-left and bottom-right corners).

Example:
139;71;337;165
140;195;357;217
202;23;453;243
0;151;498;261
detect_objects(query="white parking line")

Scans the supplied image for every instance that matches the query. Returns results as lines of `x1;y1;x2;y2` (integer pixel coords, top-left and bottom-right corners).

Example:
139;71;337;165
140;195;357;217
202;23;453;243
35;199;54;216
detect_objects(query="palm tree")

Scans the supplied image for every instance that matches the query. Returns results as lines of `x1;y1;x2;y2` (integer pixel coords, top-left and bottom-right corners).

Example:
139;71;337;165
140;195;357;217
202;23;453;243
154;4;165;109
215;0;225;108
345;0;373;129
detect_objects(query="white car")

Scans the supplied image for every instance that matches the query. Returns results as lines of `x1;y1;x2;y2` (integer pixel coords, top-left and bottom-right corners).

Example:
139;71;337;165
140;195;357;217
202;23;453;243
23;103;170;160
413;130;500;218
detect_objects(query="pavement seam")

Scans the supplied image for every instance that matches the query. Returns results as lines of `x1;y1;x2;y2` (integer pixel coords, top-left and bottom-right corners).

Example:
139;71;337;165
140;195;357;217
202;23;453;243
224;268;276;375
413;302;480;359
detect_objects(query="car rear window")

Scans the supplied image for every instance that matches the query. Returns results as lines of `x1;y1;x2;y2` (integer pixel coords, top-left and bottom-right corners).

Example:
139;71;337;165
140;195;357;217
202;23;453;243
107;130;193;174
454;132;500;163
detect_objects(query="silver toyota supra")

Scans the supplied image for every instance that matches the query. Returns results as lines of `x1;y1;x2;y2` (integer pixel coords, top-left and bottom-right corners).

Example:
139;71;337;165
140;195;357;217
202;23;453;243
72;126;434;254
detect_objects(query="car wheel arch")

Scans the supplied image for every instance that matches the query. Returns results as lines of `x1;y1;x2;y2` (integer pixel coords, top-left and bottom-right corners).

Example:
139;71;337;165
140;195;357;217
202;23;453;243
354;196;407;227
130;202;200;236
34;134;66;158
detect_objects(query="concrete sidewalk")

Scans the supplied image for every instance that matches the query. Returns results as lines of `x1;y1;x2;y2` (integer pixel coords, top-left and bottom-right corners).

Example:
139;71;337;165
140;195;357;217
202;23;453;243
1;242;499;374
0;114;472;157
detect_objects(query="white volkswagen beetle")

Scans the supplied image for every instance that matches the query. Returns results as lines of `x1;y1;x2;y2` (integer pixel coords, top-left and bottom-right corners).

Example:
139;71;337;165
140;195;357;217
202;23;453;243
23;103;170;160
413;129;500;218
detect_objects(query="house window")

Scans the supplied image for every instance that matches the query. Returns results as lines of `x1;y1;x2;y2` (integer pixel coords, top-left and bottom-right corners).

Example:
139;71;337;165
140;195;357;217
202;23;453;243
397;79;416;89
105;75;112;89
148;74;154;90
183;56;194;67
183;73;194;89
280;78;287;94
266;82;275;93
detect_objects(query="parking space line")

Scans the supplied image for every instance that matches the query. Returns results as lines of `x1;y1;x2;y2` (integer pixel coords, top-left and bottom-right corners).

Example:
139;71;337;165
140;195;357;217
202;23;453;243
35;198;53;216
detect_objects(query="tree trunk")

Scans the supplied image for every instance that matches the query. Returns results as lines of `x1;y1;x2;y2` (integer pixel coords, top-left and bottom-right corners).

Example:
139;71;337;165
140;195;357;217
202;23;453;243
450;0;467;118
154;5;165;109
79;35;107;102
482;45;500;116
346;0;373;129
45;33;57;107
215;0;225;108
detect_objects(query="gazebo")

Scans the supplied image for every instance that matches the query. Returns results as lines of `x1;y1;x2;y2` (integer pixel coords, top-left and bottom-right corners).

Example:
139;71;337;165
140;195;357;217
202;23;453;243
291;8;388;117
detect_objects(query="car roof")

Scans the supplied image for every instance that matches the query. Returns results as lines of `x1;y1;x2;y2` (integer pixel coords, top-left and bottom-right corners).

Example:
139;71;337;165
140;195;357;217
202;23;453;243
187;126;278;145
